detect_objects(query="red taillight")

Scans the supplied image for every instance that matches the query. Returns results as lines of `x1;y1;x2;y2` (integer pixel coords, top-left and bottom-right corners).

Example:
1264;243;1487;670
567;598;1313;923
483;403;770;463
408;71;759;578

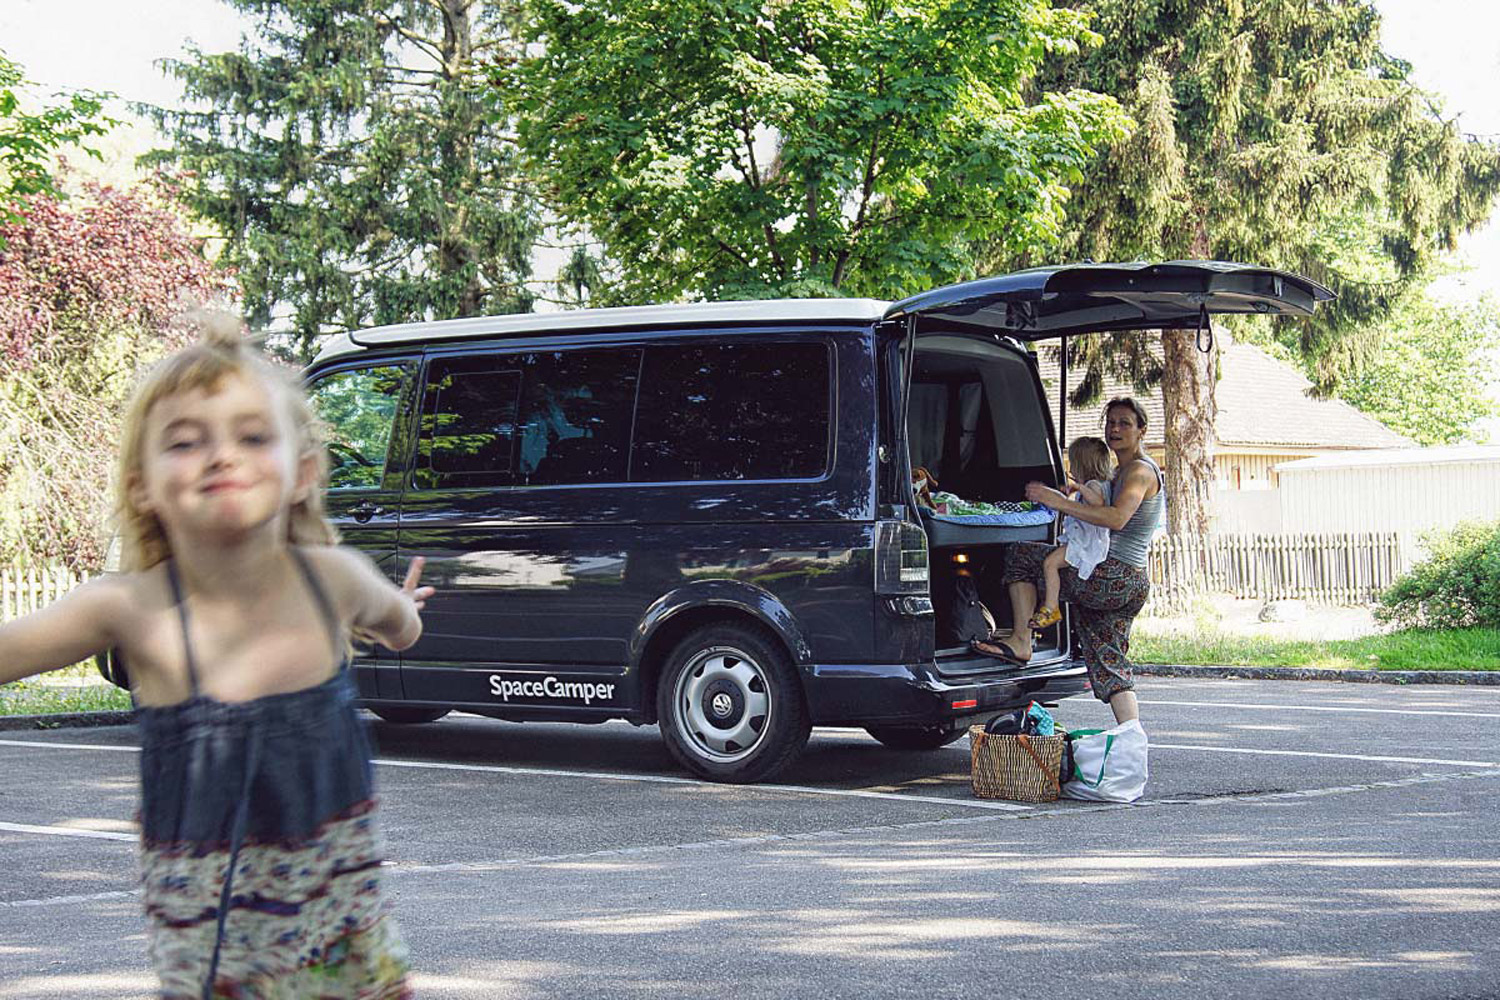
951;698;978;710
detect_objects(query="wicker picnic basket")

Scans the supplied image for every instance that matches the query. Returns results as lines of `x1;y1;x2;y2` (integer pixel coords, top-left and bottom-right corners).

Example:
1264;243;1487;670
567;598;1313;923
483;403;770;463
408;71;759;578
969;725;1067;802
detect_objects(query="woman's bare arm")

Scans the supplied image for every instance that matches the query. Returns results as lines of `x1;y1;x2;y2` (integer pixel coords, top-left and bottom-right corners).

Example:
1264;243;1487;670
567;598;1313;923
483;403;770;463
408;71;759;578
0;577;125;685
1026;460;1156;531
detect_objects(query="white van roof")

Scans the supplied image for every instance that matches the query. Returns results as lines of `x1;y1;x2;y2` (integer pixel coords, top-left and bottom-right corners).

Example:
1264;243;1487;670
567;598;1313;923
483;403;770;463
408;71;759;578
311;298;890;365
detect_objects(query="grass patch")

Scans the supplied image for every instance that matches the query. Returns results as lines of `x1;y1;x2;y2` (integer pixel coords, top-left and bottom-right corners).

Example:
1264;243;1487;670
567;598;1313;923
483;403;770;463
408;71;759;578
0;663;132;716
1133;627;1500;671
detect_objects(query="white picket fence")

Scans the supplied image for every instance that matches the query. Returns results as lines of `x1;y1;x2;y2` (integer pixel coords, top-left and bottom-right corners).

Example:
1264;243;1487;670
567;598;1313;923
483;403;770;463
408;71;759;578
1144;531;1404;613
0;564;84;620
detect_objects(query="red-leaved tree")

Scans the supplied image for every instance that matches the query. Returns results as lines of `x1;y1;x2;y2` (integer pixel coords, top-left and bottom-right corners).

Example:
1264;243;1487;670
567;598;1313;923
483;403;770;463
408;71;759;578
0;177;231;570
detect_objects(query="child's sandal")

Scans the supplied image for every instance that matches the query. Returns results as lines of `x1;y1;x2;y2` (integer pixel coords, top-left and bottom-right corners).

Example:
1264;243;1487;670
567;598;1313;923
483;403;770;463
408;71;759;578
1029;606;1061;629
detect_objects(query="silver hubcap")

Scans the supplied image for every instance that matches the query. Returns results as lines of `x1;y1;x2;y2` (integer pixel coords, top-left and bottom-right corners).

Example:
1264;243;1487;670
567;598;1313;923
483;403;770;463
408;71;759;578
673;645;772;763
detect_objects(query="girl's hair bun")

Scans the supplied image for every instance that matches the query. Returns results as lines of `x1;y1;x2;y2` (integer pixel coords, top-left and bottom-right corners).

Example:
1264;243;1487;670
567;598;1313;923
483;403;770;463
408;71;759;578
185;309;249;351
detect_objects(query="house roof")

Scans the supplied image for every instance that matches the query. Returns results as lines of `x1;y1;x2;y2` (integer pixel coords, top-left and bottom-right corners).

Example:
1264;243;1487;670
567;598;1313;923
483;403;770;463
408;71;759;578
1036;339;1413;452
1276;445;1500;472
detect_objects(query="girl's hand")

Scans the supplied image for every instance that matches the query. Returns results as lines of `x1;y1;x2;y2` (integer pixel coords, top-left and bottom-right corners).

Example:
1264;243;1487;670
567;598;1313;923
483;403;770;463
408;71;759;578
402;556;436;611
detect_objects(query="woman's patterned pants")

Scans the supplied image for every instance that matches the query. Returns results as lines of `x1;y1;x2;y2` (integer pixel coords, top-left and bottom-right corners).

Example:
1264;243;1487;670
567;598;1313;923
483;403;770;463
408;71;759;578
1001;541;1151;702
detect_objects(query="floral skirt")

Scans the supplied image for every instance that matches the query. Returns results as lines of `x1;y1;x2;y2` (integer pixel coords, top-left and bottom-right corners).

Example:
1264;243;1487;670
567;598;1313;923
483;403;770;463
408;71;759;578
1003;541;1150;702
136;673;411;999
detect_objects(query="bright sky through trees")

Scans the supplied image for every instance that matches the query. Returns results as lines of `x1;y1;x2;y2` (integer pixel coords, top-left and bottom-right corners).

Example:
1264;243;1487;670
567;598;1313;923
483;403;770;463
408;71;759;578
3;0;1496;293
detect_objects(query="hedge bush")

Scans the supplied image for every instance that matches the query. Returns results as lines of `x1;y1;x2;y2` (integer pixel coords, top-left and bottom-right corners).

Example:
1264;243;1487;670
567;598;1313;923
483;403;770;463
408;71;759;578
1377;520;1500;630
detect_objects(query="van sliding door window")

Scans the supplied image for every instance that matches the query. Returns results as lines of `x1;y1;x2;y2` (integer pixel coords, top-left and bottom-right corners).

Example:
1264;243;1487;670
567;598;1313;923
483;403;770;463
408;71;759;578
416;359;522;489
306;364;411;490
415;349;641;489
631;341;831;482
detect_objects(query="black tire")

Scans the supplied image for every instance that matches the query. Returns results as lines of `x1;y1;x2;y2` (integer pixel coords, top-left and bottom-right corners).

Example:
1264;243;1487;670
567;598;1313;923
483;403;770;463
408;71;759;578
864;726;967;751
656;623;810;783
369;705;450;725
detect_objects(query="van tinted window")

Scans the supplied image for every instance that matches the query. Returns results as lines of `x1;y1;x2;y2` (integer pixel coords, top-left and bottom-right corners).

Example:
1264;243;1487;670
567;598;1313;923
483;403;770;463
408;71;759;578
416;349;641;489
631;342;830;482
306;364;411;490
516;349;640;486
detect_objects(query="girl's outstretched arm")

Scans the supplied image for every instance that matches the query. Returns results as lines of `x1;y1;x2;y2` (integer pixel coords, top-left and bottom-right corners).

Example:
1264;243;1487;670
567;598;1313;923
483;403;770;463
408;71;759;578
324;548;434;652
0;577;125;686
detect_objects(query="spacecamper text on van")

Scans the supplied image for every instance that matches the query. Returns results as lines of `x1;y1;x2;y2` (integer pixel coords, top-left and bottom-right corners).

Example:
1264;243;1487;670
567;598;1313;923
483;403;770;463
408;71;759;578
489;674;617;705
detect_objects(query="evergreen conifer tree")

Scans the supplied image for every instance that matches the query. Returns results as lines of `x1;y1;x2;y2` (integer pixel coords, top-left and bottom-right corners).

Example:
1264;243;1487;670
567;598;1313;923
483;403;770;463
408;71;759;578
147;0;541;350
1023;0;1500;533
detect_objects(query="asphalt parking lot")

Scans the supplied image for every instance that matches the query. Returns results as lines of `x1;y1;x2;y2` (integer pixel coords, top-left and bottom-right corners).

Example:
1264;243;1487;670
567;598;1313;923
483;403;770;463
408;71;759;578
2;676;1498;1000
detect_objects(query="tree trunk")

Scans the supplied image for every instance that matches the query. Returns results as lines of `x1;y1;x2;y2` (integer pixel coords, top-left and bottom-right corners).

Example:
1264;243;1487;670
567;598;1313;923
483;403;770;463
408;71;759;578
439;0;485;317
1160;327;1217;537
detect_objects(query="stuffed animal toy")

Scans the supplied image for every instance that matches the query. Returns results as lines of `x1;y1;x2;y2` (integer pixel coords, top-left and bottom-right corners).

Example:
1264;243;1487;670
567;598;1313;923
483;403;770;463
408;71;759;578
912;467;938;508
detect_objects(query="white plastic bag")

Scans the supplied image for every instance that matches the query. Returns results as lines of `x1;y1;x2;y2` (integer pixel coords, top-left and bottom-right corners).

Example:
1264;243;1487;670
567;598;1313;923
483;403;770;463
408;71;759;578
1061;719;1148;803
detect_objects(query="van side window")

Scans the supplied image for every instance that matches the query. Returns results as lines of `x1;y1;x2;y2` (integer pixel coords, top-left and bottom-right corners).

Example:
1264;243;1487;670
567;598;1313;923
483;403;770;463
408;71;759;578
306;364;411;490
516;349;640;486
416;358;523;489
632;341;830;482
415;349;642;489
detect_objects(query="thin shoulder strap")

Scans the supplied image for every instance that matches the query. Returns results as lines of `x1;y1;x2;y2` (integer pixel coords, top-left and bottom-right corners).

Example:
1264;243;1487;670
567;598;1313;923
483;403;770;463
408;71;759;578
289;548;347;668
164;560;202;697
1144;453;1166;489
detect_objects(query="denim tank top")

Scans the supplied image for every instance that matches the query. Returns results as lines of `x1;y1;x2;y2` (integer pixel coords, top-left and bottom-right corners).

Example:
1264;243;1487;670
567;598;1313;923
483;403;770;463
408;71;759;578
134;549;386;998
1106;454;1165;568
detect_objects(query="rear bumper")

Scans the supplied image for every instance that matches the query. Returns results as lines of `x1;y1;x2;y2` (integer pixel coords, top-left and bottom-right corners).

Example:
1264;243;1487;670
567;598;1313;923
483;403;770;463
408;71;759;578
802;658;1089;729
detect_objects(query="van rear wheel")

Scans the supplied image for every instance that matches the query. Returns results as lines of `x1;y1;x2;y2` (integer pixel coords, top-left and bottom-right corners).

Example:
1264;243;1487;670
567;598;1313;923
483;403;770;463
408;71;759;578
370;706;450;725
865;726;967;751
657;624;810;784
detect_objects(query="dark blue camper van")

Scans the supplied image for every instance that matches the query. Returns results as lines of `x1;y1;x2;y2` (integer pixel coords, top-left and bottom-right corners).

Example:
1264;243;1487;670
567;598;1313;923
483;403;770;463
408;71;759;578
291;261;1330;782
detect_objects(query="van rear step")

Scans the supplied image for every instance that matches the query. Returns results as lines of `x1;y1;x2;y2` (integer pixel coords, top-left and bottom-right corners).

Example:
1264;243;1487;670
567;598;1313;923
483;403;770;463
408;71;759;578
933;644;1071;678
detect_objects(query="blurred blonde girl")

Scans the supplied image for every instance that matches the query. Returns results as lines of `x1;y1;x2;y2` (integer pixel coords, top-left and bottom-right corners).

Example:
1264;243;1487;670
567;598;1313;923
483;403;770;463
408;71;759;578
0;316;430;998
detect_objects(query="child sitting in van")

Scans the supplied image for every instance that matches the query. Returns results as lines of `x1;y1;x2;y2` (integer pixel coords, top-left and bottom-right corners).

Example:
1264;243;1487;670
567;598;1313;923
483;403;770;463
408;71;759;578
1030;436;1113;629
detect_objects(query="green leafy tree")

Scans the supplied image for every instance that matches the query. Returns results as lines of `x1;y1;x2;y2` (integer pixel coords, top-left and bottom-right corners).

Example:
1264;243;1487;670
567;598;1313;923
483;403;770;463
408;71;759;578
1333;292;1499;445
506;0;1131;304
147;0;541;350
0;51;113;227
1020;0;1500;534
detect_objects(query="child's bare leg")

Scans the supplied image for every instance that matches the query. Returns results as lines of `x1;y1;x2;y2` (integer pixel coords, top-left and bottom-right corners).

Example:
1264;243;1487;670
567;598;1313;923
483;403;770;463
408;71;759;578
1025;546;1066;628
1040;545;1065;613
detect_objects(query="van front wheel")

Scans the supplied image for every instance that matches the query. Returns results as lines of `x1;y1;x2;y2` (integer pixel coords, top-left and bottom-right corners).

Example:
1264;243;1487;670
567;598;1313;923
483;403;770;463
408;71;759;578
657;625;810;783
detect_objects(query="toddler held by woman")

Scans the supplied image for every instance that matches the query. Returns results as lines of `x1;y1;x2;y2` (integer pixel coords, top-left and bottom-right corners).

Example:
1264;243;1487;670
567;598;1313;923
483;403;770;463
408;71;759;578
1030;436;1113;629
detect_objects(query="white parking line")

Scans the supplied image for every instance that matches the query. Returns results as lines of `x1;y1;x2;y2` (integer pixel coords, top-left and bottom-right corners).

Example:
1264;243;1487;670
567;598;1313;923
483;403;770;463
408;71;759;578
0;738;1030;814
1154;743;1500;768
0;739;140;752
1144;699;1500;719
0;821;135;842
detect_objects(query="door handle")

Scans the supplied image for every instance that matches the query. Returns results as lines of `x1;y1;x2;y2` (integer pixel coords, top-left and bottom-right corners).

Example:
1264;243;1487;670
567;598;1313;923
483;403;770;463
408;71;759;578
350;501;387;523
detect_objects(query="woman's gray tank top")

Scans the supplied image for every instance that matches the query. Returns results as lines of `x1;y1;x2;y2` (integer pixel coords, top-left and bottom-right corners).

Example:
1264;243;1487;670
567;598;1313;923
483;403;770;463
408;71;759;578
1107;454;1166;568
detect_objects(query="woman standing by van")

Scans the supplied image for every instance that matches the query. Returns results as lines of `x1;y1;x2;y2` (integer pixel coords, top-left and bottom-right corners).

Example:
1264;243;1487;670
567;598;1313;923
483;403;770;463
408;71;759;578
973;397;1164;726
